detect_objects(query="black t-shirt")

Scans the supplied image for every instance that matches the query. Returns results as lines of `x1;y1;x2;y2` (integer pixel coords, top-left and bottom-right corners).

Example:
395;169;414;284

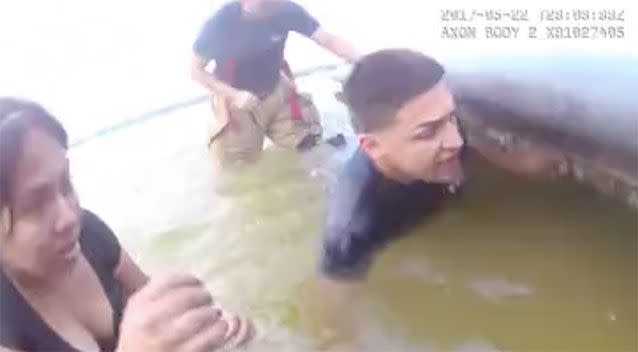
193;0;320;96
0;210;125;352
320;149;462;280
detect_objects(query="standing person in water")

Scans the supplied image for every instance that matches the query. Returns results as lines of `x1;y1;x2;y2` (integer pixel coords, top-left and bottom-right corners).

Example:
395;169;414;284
316;49;567;349
0;98;253;352
191;0;360;165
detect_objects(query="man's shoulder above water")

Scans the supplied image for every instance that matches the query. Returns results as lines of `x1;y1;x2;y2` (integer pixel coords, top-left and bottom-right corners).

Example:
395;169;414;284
324;149;377;230
319;149;380;280
320;149;455;280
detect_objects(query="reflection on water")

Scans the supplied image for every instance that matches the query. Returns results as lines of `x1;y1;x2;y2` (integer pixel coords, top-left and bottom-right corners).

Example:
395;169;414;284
69;83;636;352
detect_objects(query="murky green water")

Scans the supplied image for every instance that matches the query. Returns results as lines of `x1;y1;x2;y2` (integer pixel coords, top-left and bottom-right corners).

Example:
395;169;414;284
132;149;636;352
69;75;636;352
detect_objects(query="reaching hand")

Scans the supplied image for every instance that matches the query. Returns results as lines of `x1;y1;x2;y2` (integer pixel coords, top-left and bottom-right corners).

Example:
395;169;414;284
116;274;254;352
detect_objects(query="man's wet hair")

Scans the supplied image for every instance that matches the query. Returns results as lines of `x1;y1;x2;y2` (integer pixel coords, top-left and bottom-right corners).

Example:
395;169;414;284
342;49;445;133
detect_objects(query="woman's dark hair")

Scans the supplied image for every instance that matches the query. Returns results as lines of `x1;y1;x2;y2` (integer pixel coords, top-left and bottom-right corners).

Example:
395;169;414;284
343;48;445;133
0;97;68;218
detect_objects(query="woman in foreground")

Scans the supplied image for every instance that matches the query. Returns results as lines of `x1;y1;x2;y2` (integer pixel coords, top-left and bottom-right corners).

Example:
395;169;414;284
0;97;253;352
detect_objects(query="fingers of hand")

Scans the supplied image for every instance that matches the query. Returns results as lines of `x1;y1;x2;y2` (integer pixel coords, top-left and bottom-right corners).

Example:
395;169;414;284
137;273;203;302
223;314;240;341
165;306;223;347
230;316;255;348
181;319;229;352
219;311;254;349
149;286;214;326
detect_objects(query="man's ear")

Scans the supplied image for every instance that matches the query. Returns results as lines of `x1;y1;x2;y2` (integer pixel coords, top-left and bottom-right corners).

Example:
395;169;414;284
358;134;377;155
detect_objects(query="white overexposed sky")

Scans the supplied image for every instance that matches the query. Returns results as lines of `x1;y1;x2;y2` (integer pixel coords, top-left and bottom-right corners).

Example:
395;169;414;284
0;0;635;140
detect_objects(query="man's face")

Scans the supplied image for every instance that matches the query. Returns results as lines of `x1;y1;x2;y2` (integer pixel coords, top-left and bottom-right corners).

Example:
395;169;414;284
360;80;465;184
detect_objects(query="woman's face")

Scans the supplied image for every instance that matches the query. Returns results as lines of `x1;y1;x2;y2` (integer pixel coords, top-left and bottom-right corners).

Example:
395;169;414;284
1;127;81;279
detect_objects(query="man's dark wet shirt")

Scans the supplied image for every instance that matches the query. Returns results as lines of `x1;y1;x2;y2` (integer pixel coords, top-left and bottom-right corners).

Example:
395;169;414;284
320;149;463;279
193;0;320;97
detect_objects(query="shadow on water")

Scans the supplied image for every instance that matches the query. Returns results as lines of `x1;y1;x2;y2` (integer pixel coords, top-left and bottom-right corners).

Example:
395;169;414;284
70;68;636;352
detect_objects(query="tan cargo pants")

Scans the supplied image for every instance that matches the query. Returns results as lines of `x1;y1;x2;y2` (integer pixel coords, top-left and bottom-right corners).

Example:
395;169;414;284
208;79;322;165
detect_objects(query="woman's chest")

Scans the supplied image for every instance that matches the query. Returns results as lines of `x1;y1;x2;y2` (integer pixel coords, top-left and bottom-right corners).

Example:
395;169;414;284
26;258;117;351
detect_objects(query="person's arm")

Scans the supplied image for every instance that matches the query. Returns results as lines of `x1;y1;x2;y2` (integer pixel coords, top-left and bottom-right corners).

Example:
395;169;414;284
79;210;148;299
114;250;149;298
80;210;148;299
284;1;360;63
310;29;360;64
190;54;258;110
190;13;250;103
190;54;242;99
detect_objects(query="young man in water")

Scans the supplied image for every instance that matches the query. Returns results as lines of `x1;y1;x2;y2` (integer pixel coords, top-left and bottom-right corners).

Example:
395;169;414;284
316;49;565;349
191;0;359;165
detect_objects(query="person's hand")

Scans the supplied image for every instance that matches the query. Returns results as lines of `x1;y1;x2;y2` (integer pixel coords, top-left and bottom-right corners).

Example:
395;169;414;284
217;308;255;349
230;90;259;111
115;274;230;352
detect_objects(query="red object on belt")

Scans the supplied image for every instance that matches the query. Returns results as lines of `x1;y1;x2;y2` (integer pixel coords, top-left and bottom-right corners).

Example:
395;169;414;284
281;60;303;121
